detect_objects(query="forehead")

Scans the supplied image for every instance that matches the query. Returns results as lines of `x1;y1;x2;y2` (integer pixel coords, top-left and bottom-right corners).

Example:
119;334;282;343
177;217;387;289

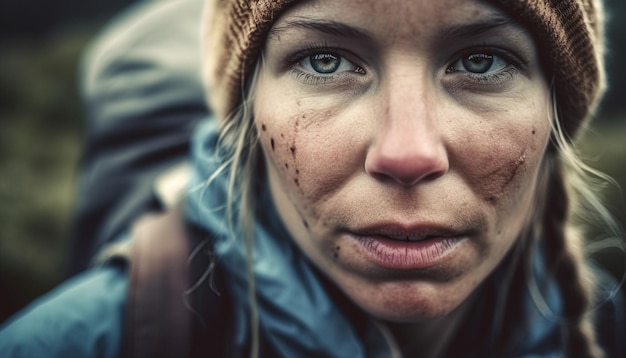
272;0;518;41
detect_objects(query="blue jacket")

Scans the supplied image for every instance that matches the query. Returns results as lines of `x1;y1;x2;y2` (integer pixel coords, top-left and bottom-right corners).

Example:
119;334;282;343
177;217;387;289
0;265;126;358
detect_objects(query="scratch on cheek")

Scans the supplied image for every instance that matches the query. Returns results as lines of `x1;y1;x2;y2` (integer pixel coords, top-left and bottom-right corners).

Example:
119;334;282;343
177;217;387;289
481;154;527;204
504;155;526;187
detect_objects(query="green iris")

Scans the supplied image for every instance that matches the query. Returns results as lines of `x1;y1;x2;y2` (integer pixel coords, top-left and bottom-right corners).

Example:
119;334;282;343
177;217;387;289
462;54;494;74
310;53;340;74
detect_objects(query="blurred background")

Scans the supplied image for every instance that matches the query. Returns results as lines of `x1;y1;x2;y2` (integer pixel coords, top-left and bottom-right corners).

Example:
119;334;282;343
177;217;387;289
0;0;625;323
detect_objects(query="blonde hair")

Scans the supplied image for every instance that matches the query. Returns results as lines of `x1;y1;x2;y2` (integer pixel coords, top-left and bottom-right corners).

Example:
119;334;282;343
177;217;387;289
205;60;263;357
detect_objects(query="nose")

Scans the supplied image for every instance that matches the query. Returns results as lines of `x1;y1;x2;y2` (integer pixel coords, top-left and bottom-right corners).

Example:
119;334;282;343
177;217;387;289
365;79;449;186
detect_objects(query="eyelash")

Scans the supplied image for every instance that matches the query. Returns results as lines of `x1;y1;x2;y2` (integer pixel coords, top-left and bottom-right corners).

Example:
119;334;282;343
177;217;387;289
293;71;340;85
445;46;527;85
288;44;365;85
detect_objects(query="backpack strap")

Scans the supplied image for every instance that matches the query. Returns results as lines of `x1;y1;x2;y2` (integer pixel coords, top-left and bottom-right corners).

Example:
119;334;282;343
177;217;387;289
124;207;192;357
123;206;232;358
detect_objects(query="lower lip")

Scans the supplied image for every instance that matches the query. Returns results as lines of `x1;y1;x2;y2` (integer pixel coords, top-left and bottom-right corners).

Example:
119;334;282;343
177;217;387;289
353;235;464;270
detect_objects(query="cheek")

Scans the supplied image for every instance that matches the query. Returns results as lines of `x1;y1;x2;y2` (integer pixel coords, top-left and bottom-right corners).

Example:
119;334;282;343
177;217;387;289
454;118;550;208
255;99;355;225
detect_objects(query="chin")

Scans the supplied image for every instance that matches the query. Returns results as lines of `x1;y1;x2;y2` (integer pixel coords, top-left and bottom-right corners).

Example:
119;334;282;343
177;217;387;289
338;275;475;322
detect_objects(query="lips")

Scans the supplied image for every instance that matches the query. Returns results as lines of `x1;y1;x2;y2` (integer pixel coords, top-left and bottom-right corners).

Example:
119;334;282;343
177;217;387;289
386;234;430;241
353;224;462;242
349;223;467;270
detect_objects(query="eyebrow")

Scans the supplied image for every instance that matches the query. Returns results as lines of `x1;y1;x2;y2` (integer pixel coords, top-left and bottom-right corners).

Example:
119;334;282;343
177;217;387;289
269;13;525;43
441;14;523;39
269;18;375;42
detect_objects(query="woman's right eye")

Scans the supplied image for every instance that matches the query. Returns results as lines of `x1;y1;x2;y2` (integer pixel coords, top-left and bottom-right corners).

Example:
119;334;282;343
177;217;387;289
299;52;363;75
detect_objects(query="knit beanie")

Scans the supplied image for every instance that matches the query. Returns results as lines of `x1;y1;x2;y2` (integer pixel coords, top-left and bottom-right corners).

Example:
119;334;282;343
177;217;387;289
202;0;605;139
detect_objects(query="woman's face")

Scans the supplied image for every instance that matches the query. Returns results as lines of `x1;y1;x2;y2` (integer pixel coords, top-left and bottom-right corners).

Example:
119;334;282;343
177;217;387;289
254;0;551;322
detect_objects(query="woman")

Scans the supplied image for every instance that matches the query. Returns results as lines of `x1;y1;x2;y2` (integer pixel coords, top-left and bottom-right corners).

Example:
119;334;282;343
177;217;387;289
0;0;623;357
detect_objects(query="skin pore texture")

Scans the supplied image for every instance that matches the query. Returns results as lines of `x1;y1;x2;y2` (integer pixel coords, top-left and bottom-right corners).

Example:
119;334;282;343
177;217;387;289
254;0;551;354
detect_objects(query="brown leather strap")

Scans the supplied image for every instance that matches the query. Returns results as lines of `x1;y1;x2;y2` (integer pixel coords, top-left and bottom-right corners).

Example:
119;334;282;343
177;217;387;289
125;208;191;358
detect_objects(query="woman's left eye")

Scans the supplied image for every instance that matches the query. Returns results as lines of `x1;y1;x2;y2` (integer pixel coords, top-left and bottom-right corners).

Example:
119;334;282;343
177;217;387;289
448;53;509;75
299;53;362;75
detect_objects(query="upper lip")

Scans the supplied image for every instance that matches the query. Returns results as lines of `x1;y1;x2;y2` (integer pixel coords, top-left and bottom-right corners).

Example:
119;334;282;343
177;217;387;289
350;222;464;242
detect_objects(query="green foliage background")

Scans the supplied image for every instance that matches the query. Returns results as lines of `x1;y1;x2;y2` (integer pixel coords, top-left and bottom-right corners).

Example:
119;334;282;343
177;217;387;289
0;1;625;323
0;28;89;321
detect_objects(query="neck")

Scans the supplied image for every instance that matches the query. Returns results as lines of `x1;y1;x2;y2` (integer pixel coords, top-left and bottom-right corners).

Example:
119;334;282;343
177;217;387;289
382;290;479;358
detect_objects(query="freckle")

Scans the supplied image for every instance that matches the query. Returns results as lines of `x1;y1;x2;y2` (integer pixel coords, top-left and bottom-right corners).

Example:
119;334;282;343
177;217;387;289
295;169;300;175
281;133;284;138
532;129;536;135
261;123;266;131
335;246;340;251
270;138;275;151
302;219;309;229
290;146;296;155
285;163;289;169
302;114;306;119
487;196;496;203
333;253;339;259
294;178;299;186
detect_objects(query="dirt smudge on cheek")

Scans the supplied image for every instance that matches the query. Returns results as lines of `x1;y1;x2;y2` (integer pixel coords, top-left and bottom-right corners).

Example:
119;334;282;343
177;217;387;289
333;245;341;260
478;153;528;205
270;102;343;235
288;115;301;193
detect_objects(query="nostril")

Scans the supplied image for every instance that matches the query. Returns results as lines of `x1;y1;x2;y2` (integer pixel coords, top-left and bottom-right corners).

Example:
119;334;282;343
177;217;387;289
420;169;446;183
364;143;449;186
